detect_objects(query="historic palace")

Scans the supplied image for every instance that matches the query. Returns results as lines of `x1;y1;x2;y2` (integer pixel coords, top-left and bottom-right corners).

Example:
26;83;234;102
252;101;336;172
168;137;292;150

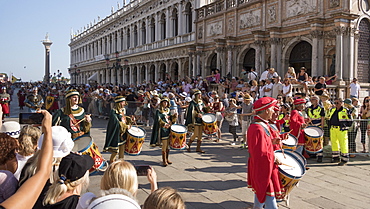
69;0;370;95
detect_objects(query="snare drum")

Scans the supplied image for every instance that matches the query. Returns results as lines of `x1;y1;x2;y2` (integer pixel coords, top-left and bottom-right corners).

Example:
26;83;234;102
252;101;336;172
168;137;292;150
125;126;146;156
284;149;307;166
202;113;218;135
282;133;298;150
169;124;187;150
274;150;306;197
73;135;107;174
304;126;324;154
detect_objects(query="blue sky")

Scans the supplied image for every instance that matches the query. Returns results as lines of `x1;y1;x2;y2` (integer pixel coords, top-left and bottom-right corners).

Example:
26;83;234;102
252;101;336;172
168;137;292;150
0;0;130;82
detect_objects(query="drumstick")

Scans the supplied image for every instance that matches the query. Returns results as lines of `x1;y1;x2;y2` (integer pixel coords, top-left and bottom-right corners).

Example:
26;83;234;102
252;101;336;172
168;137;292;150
280;163;295;168
73;117;86;126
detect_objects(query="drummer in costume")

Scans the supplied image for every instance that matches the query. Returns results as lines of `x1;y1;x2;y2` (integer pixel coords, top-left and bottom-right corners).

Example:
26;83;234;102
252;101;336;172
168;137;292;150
185;90;205;153
328;98;353;166
17;85;26;110
24;87;44;113
278;103;291;133
0;87;10;118
52;89;92;139
150;97;177;166
306;95;325;162
247;97;284;208
46;87;59;113
290;99;308;154
103;96;132;162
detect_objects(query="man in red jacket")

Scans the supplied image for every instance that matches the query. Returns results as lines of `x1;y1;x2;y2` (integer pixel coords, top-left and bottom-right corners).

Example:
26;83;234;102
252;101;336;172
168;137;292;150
290;98;308;154
247;97;284;209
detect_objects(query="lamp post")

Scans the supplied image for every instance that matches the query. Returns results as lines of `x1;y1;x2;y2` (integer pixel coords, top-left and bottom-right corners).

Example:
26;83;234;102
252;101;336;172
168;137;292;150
104;52;129;85
68;65;80;85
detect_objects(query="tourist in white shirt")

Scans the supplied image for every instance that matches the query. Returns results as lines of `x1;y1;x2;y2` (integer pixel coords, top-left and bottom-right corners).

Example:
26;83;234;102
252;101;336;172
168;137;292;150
248;67;258;82
349;78;361;98
263;79;273;97
258;80;265;98
282;78;293;103
267;68;279;80
272;76;283;99
259;68;269;81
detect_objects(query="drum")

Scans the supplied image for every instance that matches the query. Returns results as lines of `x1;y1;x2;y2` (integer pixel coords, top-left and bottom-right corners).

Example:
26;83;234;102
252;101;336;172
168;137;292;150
125;126;146;156
72;135;107;174
284;149;307;166
281;133;297;150
202;113;218;135
169;124;187;150
304;126;324;154
274;150;306;197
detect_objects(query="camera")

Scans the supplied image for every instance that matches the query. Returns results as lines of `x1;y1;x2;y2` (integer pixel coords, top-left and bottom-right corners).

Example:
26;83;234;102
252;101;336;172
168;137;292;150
135;165;151;176
19;113;44;124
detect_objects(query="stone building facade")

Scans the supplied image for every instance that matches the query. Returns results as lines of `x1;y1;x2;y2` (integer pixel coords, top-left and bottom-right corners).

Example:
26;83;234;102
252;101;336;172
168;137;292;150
69;0;197;85
194;0;370;87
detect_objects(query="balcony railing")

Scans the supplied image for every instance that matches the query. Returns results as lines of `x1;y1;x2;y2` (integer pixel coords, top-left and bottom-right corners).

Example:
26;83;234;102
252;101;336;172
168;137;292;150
197;0;260;20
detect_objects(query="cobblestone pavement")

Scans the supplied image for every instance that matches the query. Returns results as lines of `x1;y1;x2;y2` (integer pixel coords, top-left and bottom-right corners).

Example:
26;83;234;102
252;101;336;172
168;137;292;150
7;91;370;209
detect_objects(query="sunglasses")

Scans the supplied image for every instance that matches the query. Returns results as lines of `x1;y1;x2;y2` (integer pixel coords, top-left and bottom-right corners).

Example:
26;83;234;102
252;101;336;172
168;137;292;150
334;102;341;105
366;100;369;103
277;97;283;99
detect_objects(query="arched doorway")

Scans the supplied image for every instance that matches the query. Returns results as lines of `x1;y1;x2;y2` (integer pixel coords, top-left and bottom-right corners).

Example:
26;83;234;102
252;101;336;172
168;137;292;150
358;19;370;83
160;63;166;80
133;66;138;85
289;41;312;75
141;66;146;82
210;53;217;74
243;48;256;72
125;67;130;85
171;62;179;81
149;65;155;82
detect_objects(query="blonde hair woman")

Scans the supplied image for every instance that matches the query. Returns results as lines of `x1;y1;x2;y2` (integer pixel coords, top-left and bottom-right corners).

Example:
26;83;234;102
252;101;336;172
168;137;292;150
285;67;297;83
143;187;185;209
14;125;41;180
76;160;158;209
43;153;93;208
100;160;139;195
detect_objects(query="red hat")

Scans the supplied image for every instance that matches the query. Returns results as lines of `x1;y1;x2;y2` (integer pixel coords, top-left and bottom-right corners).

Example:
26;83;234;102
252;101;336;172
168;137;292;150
294;99;306;105
273;105;280;112
253;97;278;112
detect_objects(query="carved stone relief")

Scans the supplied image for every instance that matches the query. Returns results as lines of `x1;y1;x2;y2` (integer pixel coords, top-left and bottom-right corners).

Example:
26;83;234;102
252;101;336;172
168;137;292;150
286;0;317;18
198;26;203;39
268;6;277;23
228;18;234;33
239;9;261;29
329;0;340;8
207;21;223;36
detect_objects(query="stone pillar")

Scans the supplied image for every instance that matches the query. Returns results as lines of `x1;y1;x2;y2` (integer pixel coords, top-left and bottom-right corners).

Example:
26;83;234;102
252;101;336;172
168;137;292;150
137;20;142;46
255;41;262;74
145;64;149;82
123;28;127;50
117;31;122;52
261;42;266;74
130;25;134;49
334;26;345;81
146;17;150;44
155;13;160;42
178;3;183;35
42;35;52;84
188;52;193;77
97;39;101;55
154;62;159;82
310;30;324;77
353;30;360;79
342;27;351;81
196;51;201;76
129;66;133;85
166;8;171;38
226;46;233;75
270;38;278;69
137;65;141;84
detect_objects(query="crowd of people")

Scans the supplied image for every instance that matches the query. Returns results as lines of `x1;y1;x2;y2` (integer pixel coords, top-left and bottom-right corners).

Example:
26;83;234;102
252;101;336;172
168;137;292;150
0;65;367;209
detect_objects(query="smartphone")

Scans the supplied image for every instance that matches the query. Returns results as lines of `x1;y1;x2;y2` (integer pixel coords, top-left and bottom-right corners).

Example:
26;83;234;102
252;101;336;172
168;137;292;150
135;165;151;176
19;113;44;124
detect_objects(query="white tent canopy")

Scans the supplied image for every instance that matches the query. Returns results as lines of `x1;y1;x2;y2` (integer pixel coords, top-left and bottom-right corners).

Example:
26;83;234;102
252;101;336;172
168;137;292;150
87;72;98;81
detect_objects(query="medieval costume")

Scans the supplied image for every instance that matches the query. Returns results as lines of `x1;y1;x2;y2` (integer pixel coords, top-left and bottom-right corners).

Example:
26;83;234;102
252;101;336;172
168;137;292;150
17;86;26;110
247;97;284;208
185;90;205;153
52;89;91;139
150;97;177;166
0;87;10;117
103;96;132;162
290;99;307;154
24;87;44;113
46;87;59;112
